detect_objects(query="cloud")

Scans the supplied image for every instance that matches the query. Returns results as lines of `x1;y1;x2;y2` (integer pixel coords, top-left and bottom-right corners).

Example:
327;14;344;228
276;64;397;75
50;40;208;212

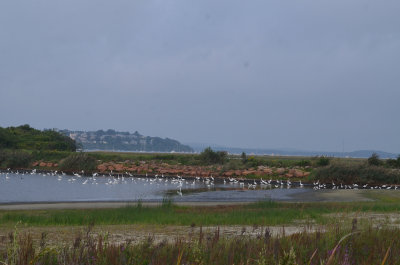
0;0;399;152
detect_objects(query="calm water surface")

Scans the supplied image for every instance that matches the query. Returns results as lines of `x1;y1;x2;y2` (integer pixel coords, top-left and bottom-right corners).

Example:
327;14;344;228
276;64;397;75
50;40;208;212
0;172;310;203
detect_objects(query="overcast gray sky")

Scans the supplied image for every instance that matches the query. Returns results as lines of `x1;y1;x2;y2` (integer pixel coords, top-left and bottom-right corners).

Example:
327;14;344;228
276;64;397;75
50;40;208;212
1;0;399;153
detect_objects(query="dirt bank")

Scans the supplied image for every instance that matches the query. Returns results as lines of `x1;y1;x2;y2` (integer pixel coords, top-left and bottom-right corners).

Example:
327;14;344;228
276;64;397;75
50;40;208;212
0;223;321;249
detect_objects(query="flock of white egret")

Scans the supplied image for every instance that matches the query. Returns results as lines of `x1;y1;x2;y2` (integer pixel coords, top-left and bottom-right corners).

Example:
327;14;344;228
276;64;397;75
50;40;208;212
0;169;399;199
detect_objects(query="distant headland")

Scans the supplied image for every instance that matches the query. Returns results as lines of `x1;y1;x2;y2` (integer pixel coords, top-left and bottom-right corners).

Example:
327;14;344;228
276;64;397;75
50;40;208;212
58;129;193;153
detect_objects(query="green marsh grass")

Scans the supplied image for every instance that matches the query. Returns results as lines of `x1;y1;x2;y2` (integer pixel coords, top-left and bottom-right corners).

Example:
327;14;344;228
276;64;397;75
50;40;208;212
2;194;400;227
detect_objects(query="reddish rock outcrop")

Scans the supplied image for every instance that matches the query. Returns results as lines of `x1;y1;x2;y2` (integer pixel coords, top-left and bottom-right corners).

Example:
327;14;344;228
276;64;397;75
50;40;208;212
97;164;107;172
92;160;310;180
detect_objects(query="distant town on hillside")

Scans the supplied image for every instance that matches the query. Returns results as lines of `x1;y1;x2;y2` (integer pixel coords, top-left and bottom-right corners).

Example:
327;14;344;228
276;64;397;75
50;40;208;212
59;129;193;153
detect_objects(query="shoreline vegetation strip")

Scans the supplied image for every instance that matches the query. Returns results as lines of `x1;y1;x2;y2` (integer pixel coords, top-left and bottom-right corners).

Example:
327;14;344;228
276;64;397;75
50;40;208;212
2;195;400;226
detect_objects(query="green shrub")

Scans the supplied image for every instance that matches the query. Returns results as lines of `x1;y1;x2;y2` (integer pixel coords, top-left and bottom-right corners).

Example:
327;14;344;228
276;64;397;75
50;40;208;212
199;147;227;164
368;153;383;166
59;152;97;172
386;158;398;168
315;156;330;166
241;152;247;163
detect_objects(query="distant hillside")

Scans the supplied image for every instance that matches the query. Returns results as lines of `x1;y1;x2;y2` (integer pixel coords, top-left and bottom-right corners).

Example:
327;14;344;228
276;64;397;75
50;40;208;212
59;129;193;153
0;125;77;151
187;143;399;159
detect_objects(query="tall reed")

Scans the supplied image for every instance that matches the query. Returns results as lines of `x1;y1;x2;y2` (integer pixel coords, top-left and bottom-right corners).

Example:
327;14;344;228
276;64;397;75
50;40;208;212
1;221;399;264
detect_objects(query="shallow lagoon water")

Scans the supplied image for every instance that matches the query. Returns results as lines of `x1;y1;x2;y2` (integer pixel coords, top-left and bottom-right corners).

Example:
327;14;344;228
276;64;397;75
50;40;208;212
0;172;308;203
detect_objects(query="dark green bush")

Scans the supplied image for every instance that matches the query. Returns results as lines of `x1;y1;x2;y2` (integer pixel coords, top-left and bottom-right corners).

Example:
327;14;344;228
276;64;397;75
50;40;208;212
316;156;330;167
368;153;383;166
59;152;97;172
386;158;398;168
241;152;247;163
199;147;227;164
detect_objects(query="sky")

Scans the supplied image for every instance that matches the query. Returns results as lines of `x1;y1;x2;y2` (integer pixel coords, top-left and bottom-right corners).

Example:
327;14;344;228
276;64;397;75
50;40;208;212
1;0;399;153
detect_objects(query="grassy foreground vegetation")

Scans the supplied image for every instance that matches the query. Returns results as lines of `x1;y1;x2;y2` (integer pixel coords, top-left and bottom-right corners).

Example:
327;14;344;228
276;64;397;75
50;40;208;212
1;214;400;264
1;186;400;264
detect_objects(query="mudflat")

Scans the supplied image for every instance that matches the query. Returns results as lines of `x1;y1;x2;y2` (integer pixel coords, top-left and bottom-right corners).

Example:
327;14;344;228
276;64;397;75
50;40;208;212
0;189;377;210
289;189;373;202
0;201;252;210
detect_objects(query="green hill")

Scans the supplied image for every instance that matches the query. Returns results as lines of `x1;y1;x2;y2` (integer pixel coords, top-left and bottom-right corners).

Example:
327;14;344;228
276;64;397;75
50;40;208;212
0;125;77;151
